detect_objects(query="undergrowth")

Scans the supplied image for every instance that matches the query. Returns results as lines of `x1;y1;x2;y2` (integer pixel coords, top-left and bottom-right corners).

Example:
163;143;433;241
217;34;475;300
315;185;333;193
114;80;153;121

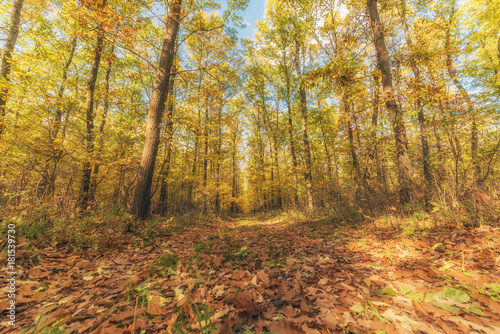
0;204;217;255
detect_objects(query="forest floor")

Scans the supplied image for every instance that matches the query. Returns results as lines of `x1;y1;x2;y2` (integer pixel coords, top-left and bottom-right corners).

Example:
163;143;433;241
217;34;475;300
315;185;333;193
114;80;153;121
1;212;500;333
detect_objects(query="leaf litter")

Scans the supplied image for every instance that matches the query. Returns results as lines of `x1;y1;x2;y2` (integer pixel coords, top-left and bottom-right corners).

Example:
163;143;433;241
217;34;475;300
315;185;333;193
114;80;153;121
1;215;499;333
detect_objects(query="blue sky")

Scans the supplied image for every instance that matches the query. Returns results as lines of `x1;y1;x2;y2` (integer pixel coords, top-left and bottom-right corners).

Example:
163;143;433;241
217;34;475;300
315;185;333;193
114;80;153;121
237;0;267;40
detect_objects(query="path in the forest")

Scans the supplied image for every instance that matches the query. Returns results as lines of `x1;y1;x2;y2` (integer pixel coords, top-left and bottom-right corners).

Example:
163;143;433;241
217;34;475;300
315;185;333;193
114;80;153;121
1;215;500;333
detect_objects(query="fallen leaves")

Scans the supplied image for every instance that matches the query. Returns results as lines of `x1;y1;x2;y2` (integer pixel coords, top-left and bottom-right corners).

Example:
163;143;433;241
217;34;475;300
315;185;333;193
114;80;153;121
1;216;499;333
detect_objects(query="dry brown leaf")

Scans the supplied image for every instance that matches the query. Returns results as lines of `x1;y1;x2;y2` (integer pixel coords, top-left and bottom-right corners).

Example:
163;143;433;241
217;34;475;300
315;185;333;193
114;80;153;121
269;319;307;334
257;270;270;285
234;291;260;315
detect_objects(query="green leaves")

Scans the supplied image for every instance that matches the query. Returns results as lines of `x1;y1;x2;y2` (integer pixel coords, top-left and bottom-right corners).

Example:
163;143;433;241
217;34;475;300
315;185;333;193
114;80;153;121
383;286;398;296
436;287;470;303
426;286;486;316
400;286;423;301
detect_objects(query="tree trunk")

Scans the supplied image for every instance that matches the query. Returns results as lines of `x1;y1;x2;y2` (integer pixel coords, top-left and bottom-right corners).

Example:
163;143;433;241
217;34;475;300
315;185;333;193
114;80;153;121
367;0;413;204
400;0;431;200
231;146;238;212
157;64;177;215
445;1;480;182
273;105;282;209
343;93;360;181
347;119;359;180
286;96;299;207
53;37;78;138
0;0;24;137
78;26;105;209
215;104;222;212
294;40;314;210
231;122;239;213
131;0;182;219
202;99;209;213
363;71;380;184
91;45;114;199
320;124;333;182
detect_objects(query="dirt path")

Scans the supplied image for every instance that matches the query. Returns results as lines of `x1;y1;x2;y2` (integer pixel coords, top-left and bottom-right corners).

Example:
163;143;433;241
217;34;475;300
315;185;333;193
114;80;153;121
1;215;500;333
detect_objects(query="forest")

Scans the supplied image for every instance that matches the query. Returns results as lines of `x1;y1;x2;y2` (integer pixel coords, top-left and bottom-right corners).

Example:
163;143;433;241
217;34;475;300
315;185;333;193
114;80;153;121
0;0;499;333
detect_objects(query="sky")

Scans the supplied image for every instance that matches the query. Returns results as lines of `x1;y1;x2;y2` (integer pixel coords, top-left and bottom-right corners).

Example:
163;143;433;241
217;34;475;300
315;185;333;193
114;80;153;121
237;0;267;40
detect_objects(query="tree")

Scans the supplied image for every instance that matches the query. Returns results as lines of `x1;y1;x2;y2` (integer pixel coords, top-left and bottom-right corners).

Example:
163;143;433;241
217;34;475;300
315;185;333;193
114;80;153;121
399;0;431;202
446;0;480;181
294;40;314;210
0;0;24;137
367;0;414;205
131;0;182;219
78;0;107;209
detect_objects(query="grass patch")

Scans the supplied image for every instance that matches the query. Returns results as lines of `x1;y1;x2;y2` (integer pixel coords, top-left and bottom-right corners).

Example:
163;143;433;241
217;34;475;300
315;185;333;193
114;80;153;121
151;252;178;278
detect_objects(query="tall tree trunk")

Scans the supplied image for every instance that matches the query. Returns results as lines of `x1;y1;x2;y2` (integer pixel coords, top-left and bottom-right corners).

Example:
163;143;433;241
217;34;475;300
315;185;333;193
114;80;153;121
257;111;267;211
347;119;359;180
363;71;380;184
320;124;333;182
343;92;360;181
53;37;78;138
445;1;480;182
400;0;431;201
294;40;314;210
231;122;239;213
189;135;198;201
272;105;282;209
202;99;209;213
231;146;238;212
91;45;114;199
158;64;177;215
131;0;181;219
215;104;222;213
367;0;413;204
282;52;299;207
79;24;105;209
262;98;279;209
0;0;24;138
317;99;333;183
286;96;299;207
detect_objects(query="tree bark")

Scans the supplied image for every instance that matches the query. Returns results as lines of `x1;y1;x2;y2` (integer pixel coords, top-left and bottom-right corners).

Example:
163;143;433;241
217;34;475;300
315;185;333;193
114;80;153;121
367;0;413;204
202;98;209;213
91;45;114;199
78;24;105;209
231;141;238;212
231;119;239;212
215;104;222;212
343;92;360;181
445;1;480;181
273;104;282;209
131;0;182;219
0;0;24;137
285;91;299;207
157;64;177;215
281;48;299;207
294;40;314;210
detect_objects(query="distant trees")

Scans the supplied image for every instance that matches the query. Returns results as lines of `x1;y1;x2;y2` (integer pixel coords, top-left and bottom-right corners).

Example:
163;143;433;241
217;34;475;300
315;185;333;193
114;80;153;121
0;0;499;218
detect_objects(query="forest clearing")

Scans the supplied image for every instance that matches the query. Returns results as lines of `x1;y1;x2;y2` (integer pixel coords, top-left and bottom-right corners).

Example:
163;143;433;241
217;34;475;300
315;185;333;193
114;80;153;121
1;0;500;332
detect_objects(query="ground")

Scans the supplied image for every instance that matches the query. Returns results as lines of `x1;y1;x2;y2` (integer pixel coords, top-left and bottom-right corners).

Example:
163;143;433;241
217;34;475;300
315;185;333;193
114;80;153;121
1;213;500;333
